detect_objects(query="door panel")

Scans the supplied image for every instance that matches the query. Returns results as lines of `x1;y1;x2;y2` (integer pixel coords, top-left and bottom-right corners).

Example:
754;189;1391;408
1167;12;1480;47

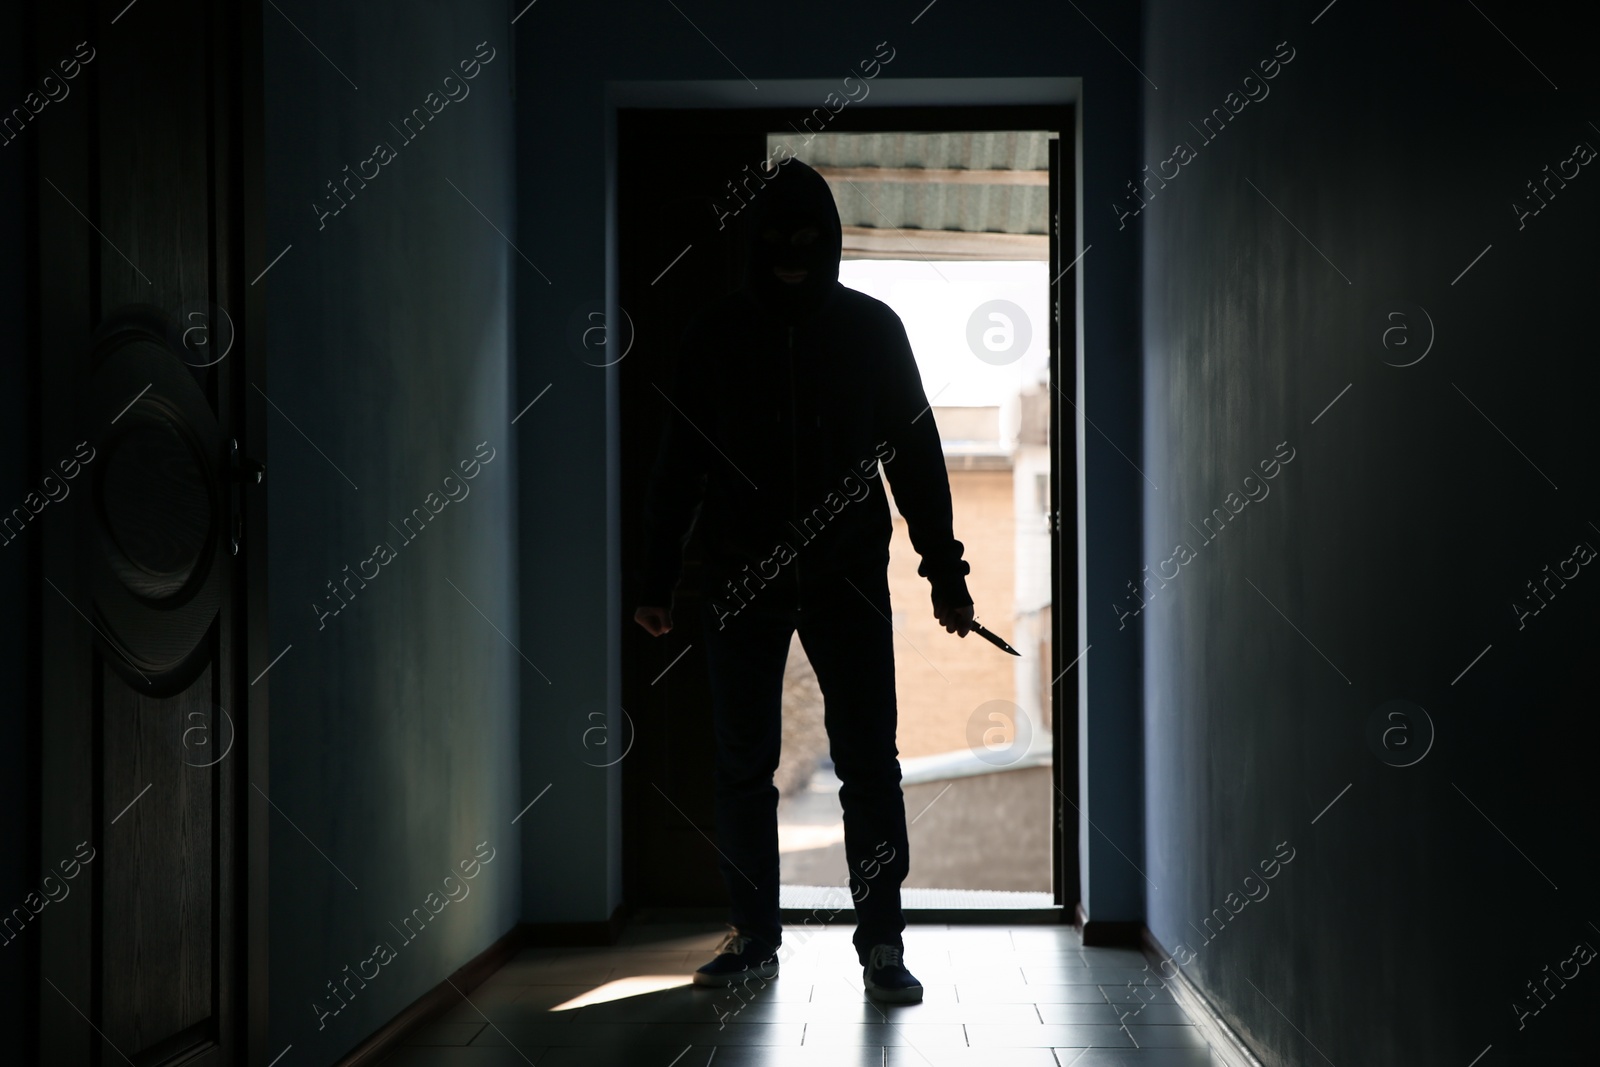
34;0;264;1061
619;110;767;909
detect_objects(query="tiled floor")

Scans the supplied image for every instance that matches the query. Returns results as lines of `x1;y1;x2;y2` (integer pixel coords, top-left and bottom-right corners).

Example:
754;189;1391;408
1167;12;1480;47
379;922;1226;1066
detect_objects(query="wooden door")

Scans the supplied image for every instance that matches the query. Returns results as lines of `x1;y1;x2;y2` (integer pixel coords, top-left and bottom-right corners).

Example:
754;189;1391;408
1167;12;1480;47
33;0;266;1061
619;109;768;909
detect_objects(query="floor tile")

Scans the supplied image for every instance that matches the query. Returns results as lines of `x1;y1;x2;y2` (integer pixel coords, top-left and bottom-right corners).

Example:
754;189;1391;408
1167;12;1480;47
771;946;850;960
378;1048;552;1067
1100;984;1176;1004
811;981;959;1003
496;983;613;1011
1125;1024;1209;1048
605;959;702;979
1076;948;1148;967
1034;1003;1124;1024
437;984;568;1024
492;959;617;984
908;935;1017;953
469;1021;806;1047
996;951;1092;968
1080;967;1158;982
957;984;1111;1004
526;1046;719;1067
920;925;1020;937
1109;1002;1190;1025
722;980;828;1002
905;977;1030;994
710;1048;887;1067
1052;1049;1214;1066
967;1023;1134;1048
404;1022;486;1046
612;949;696;962
614;922;730;947
800;1022;968;1046
565;984;739;1024
731;999;1040;1025
1007;928;1084;946
885;1050;1060;1067
1023;967;1152;985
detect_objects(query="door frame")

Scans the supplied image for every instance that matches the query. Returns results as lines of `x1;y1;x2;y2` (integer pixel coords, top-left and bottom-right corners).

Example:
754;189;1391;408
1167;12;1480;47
609;77;1084;919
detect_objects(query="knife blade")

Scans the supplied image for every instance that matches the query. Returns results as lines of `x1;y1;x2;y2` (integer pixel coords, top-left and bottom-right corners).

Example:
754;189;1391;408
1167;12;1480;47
966;619;1021;656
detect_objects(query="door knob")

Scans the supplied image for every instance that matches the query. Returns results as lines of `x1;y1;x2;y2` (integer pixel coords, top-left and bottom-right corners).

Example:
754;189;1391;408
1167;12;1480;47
231;438;265;484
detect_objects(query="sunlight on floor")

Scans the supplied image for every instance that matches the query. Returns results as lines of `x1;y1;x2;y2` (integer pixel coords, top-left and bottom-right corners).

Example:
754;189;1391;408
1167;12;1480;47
549;974;694;1011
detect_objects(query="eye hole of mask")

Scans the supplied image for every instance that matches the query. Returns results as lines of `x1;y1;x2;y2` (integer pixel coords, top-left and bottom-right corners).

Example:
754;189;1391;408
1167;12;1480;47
762;225;819;246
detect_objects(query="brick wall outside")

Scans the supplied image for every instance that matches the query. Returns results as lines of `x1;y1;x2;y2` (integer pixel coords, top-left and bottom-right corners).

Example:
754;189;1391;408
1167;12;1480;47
885;466;1017;760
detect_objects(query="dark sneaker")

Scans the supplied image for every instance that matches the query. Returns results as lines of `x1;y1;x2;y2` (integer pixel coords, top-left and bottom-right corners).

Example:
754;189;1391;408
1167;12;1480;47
692;931;781;988
863;943;923;1002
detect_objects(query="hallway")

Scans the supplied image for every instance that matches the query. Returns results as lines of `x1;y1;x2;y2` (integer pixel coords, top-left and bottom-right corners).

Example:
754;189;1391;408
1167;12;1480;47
8;0;1600;1063
382;923;1219;1066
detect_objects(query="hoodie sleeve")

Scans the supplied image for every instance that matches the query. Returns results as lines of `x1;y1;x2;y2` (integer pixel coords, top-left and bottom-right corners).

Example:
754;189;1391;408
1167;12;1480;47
874;307;974;609
637;315;713;607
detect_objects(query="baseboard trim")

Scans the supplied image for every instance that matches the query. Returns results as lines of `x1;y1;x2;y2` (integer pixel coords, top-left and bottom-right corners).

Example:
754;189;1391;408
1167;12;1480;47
1074;902;1143;947
334;921;528;1067
1138;927;1264;1067
335;905;629;1065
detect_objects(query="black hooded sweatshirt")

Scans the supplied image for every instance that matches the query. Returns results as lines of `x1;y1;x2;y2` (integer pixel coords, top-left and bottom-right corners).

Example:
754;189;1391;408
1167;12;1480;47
637;157;972;617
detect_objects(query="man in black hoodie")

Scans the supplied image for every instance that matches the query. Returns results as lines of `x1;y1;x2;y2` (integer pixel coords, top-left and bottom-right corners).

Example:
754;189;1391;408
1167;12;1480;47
632;157;975;1003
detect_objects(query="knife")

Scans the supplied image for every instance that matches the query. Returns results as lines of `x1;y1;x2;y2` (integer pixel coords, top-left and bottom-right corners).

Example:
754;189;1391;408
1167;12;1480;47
965;619;1021;656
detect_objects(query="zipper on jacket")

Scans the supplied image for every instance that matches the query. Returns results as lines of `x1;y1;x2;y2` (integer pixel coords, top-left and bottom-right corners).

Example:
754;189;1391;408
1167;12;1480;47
787;323;802;614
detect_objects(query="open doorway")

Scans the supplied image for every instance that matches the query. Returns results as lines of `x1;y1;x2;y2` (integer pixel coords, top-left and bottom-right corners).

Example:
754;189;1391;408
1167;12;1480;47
769;131;1057;909
618;101;1079;921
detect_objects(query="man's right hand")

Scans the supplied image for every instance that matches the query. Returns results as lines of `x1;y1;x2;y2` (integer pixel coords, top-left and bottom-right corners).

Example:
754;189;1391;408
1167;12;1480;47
634;605;673;636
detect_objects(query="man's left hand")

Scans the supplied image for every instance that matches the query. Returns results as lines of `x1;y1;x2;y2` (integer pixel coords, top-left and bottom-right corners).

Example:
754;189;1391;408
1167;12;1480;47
934;600;975;637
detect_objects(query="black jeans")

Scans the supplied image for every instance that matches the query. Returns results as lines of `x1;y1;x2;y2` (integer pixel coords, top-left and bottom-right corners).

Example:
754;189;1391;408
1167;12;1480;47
698;561;911;967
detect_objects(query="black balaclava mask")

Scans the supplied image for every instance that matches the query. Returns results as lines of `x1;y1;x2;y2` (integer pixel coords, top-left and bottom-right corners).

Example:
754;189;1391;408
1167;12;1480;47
741;157;843;324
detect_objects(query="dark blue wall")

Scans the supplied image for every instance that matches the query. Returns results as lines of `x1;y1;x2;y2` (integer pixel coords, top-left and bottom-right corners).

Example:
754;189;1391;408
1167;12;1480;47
1139;1;1599;1063
262;0;522;1057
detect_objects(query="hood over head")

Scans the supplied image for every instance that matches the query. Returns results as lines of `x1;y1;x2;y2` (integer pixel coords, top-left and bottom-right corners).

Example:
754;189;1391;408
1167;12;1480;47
741;157;843;322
